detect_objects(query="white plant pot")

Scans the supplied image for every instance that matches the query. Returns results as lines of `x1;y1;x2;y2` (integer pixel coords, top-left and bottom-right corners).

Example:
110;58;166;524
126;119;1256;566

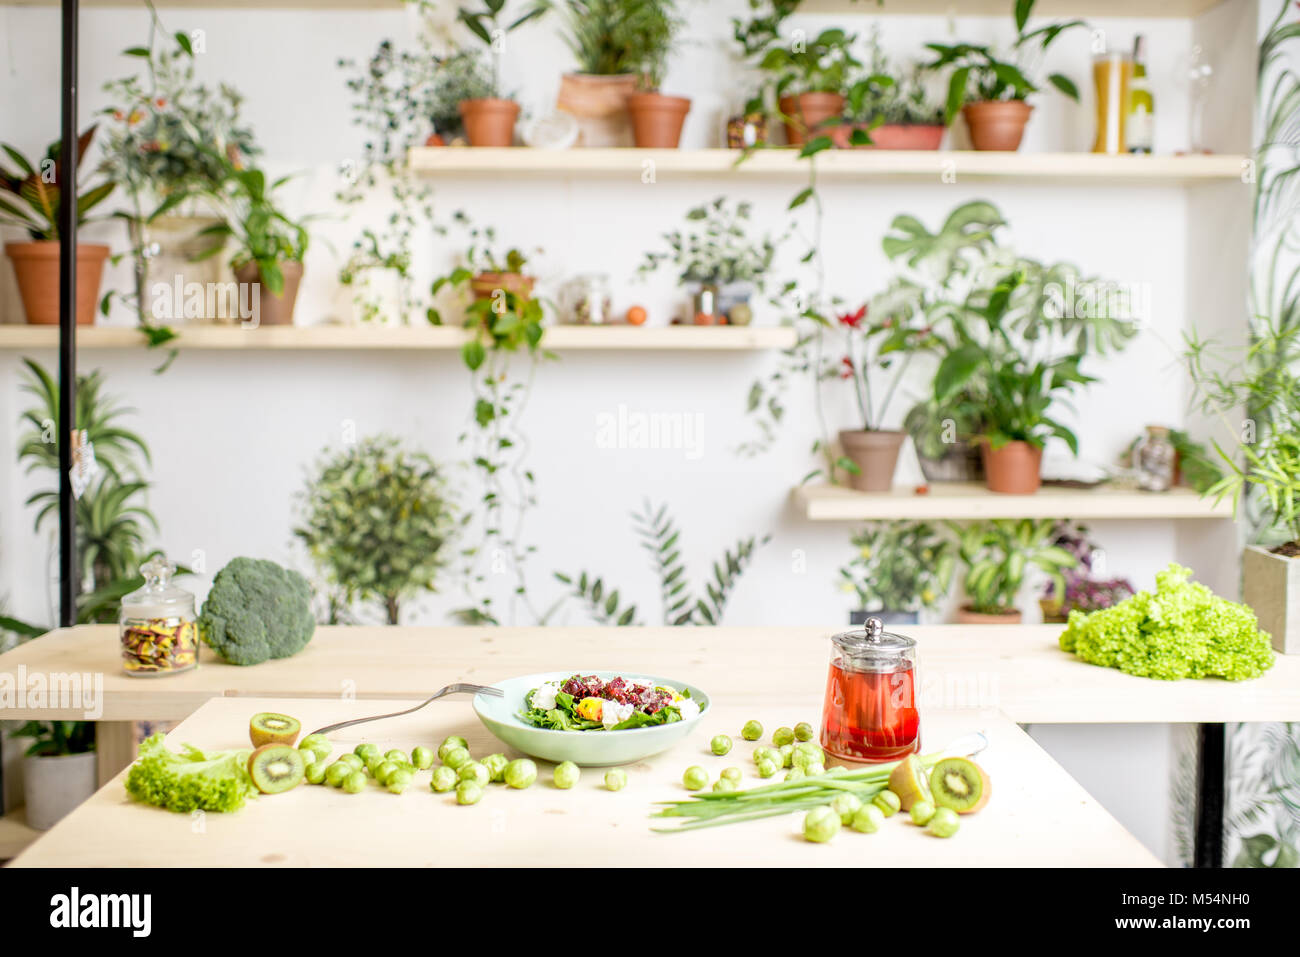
1242;544;1300;655
22;752;97;830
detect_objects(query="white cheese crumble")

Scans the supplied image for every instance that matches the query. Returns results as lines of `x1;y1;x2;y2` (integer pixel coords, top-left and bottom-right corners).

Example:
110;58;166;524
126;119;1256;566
602;700;635;729
531;681;560;711
675;698;700;721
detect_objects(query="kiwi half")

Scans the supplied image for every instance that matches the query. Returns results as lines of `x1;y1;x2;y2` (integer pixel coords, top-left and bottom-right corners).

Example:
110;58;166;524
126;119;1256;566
929;757;991;814
249;712;301;748
887;754;932;811
248;744;307;794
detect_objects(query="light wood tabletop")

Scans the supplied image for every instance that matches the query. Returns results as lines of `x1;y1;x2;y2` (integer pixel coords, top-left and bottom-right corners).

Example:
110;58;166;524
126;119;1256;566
8;696;1162;868
3;624;1298;725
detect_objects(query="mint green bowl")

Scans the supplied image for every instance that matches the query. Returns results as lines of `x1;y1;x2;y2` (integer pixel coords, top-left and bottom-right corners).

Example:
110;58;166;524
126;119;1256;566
473;671;709;767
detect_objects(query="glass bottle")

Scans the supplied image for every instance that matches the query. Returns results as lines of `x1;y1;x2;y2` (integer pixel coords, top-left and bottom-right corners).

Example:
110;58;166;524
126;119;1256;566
558;273;613;325
1092;47;1133;154
119;557;199;676
1136;425;1176;492
821;617;920;763
1127;35;1155;154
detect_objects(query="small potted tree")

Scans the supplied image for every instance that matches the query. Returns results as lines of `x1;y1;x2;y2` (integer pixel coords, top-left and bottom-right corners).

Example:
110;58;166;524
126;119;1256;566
924;0;1086;151
952;519;1077;624
10;722;96;831
1187;321;1300;654
762;27;859;147
295;435;456;625
456;0;545;147
638;197;782;325
625;1;690;148
839;521;955;626
0;128;115;325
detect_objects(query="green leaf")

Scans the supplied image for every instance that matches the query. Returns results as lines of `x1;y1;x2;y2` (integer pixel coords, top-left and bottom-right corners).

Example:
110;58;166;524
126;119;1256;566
1047;73;1080;101
461;339;486;372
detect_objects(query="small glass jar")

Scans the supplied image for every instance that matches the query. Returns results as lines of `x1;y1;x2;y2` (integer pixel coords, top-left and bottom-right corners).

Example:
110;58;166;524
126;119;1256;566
558;273;614;325
821;617;920;763
119;557;199;677
1135;424;1176;491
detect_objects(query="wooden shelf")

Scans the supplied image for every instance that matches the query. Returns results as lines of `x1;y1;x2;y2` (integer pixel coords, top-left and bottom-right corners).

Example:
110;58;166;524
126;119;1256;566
5;0;402;7
0;807;41;861
801;0;1224;16
410;148;1248;186
793;482;1233;521
0;324;797;352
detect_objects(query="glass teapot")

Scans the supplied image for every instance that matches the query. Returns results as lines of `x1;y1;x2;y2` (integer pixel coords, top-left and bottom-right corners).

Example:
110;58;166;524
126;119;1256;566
821;617;920;763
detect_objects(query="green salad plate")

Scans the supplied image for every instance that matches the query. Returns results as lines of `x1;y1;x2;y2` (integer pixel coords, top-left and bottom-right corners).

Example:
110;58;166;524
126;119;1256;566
473;671;709;767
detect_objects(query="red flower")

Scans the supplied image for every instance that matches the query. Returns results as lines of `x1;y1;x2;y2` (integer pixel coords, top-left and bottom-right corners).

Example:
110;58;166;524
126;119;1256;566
837;304;867;328
839;356;854;379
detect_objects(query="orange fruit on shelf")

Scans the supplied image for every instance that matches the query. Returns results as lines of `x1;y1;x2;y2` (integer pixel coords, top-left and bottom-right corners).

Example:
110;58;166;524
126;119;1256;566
693;311;716;326
625;305;647;326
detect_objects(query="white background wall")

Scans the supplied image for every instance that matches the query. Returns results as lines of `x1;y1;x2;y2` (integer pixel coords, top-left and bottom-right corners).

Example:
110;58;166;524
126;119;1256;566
0;0;1268;862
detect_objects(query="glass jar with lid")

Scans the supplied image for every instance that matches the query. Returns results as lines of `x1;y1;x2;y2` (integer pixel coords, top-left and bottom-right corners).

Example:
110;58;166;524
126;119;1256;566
119;557;199;676
821;617;920;763
558;273;614;325
1135;424;1176;491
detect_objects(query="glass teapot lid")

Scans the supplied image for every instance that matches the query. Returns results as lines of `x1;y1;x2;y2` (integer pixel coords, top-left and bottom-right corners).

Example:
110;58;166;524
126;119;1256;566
831;617;915;665
121;557;191;618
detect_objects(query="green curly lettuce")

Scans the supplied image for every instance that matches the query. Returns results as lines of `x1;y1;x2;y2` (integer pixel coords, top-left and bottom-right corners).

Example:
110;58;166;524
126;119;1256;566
1058;564;1275;681
124;733;257;813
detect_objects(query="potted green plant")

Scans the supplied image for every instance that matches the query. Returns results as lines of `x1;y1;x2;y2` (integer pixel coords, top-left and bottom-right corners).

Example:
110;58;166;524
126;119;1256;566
0;127;115;326
625;1;690;148
951;519;1076;624
840;36;946;150
9;722;96;831
199;164;309;326
1187;320;1300;654
456;0;545;147
838;521;955;625
551;0;670;147
761;27;859;146
637;197;781;325
1037;522;1134;622
427;50;496;144
295;435;456;625
924;0;1086;151
431;213;538;309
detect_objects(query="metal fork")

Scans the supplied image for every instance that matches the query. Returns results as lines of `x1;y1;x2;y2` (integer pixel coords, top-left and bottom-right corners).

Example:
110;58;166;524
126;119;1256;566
308;683;504;737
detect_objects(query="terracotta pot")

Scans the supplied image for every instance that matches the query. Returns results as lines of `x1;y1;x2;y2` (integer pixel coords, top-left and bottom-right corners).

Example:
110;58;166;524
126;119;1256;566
234;259;303;326
956;605;1023;625
469;272;535;302
980;440;1043;494
779;92;845;146
826;121;873;149
556;73;639;147
962;100;1034;151
23;752;96;830
459;98;520;147
838;429;906;492
627;92;691;148
866;123;946;150
5;241;109;325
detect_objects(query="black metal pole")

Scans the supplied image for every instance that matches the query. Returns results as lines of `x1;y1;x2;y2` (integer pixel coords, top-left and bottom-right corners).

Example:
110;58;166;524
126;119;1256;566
1193;722;1226;868
57;0;79;628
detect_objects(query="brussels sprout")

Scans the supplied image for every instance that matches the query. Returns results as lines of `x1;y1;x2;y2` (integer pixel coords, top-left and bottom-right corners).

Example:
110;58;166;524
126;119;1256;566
439;736;469;761
851;803;885;834
554;761;581;789
458;761;490;788
752;747;776;766
928;807;960;838
325;761;353;788
910;800;937;827
830;792;863;824
442;746;471;770
720;767;742;784
386;768;414;794
772;727;795;747
431;766;458;792
354;743;380;763
793;722;815;742
504;758;537;789
337;753;364;772
712;778;738;793
805;763;826;776
604;768;628;792
411;746;435;770
456;780;483;805
374;761;400;786
682;766;709;791
791;749;818;771
710;735;732;756
873;790;901;817
384;749;408;765
304;762;327;785
785;767;806;782
803;806;841;843
301;733;331;758
741;720;763;741
778;744;794;768
481;753;509;783
342;770;367;794
757;758;779;779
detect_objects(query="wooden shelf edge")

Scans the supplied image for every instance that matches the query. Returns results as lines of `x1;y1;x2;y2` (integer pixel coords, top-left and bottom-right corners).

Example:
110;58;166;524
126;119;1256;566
791;482;1234;521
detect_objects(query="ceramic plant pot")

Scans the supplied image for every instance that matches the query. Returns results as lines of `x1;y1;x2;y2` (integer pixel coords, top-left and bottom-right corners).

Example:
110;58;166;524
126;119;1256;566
556;73;639;147
23;751;97;830
956;606;1023;625
627;92;691;148
916;442;985;484
6;241;109;325
962;100;1033;151
779;92;845;146
838;429;906;492
867;123;946;150
469;272;535;302
981;440;1043;494
234;259;303;326
459;98;520;147
1242;544;1300;654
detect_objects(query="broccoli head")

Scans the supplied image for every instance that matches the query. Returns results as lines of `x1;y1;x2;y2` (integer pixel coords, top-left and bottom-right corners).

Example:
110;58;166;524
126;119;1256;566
199;556;315;666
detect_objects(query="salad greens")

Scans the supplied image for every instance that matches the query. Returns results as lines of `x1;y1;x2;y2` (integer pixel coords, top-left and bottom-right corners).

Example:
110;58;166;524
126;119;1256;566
125;733;258;813
519;674;700;732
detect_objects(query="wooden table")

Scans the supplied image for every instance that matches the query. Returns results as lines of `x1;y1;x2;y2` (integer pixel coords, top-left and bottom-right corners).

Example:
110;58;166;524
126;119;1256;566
8;696;1161;868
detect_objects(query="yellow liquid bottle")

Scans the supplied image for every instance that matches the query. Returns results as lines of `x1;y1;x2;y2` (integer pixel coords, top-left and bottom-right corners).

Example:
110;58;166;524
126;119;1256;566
1092;50;1133;154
